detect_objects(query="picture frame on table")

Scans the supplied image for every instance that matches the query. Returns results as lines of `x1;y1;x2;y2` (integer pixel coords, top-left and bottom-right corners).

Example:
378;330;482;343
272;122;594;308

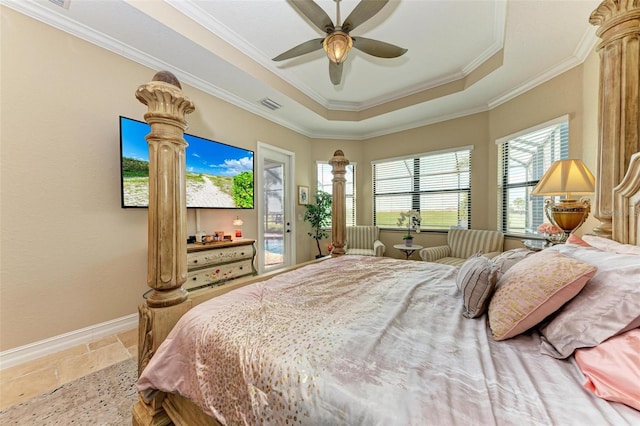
298;185;309;205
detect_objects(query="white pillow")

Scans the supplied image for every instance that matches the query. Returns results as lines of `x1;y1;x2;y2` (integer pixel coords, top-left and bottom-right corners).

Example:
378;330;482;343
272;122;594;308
539;244;640;358
582;235;640;255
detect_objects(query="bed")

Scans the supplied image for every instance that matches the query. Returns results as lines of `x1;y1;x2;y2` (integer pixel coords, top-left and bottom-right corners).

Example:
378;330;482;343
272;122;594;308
132;2;640;425
137;249;640;425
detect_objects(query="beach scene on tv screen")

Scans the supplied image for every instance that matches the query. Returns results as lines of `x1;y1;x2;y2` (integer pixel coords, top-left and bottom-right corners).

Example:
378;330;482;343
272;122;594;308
121;118;254;208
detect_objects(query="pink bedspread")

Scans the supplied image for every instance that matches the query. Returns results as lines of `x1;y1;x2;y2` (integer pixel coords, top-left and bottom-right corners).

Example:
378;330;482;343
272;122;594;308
137;255;639;425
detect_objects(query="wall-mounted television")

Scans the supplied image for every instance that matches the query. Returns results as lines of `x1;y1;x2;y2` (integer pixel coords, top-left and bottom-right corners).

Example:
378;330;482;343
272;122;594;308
119;116;254;209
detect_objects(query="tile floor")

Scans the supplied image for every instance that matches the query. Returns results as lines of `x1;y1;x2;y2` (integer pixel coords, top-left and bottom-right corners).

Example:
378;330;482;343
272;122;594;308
0;327;137;411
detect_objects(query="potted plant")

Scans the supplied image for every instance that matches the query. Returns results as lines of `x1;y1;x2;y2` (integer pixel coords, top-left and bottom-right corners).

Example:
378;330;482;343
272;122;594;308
304;190;332;258
397;210;421;246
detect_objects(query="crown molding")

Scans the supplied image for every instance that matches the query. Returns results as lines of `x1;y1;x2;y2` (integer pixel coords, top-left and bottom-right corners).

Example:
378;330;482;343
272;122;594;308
488;26;597;110
165;0;329;108
311;104;491;141
166;0;507;115
3;0;596;141
1;0;315;138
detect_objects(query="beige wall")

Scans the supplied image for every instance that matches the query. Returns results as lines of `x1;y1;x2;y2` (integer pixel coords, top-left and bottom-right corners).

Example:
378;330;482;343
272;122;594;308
579;48;601;235
309;57;600;256
0;8;314;350
354;113;489;256
0;6;600;351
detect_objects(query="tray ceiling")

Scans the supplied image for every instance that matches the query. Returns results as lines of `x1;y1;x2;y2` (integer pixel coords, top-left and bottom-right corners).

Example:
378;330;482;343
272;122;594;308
6;0;600;139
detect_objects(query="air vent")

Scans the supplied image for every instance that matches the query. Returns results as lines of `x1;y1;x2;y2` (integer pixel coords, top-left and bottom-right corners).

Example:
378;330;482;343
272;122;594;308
259;98;282;111
49;0;71;9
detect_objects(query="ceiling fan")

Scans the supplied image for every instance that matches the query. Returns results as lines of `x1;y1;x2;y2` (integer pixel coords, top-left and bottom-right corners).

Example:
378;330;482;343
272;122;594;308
272;0;408;85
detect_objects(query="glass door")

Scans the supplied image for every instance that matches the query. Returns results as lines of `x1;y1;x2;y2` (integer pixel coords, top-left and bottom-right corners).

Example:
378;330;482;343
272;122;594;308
257;143;294;273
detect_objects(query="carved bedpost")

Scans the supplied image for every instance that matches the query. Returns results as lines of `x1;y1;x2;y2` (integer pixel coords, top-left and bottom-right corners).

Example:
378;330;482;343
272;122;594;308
132;71;195;426
136;71;195;308
613;152;640;244
330;150;349;256
135;70;194;369
589;0;640;238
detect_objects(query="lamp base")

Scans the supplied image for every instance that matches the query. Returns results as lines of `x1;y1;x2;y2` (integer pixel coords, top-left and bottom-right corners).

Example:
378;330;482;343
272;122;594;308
544;198;591;238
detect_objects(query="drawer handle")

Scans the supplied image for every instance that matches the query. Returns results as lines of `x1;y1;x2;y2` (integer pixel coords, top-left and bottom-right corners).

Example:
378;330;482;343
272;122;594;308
239;266;243;270
193;259;198;263
192;277;197;281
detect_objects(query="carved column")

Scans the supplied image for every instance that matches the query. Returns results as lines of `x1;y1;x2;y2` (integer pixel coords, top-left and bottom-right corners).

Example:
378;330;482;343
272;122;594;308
135;71;195;308
590;0;640;238
133;72;195;426
329;150;349;256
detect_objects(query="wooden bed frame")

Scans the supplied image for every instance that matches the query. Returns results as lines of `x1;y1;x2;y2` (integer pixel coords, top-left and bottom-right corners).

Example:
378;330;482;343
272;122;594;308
132;2;639;424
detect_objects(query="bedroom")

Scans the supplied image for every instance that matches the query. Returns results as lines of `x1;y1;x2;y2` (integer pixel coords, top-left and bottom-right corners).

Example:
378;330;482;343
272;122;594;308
1;0;638;423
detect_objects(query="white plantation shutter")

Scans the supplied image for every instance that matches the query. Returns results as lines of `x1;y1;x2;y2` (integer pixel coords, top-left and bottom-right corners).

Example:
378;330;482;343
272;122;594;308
317;162;355;226
372;147;472;230
497;116;569;236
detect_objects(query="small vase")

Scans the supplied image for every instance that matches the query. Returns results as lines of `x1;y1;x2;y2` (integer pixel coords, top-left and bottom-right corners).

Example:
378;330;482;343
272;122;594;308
405;238;413;247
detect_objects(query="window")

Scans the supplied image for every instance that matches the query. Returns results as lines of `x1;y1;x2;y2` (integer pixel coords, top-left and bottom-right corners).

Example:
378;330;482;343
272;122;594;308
497;116;568;236
372;147;472;230
316;162;356;226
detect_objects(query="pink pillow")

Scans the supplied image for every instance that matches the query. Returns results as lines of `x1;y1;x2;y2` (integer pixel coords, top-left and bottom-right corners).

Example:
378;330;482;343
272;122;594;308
566;233;591;248
575;329;640;411
488;250;597;340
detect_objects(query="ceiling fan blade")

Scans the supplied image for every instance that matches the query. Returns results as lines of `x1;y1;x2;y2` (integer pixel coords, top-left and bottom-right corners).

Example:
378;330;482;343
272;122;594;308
329;61;343;85
272;38;324;61
289;0;335;33
352;36;407;58
342;0;389;33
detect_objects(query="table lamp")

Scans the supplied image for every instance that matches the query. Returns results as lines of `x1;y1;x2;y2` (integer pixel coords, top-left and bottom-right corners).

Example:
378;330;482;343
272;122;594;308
531;159;595;241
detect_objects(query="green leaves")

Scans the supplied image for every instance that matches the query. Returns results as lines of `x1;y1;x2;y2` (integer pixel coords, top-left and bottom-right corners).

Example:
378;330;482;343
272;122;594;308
303;190;332;256
232;171;254;208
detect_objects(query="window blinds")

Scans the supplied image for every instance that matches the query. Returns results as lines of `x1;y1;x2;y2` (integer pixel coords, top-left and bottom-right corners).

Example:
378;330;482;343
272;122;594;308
497;116;569;235
372;147;472;230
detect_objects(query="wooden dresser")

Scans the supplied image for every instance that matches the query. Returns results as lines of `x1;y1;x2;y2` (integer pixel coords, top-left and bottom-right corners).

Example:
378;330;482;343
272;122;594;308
185;239;256;291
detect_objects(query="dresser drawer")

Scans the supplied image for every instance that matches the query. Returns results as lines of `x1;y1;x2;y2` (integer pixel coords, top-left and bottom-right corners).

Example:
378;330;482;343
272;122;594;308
187;245;254;269
185;259;254;291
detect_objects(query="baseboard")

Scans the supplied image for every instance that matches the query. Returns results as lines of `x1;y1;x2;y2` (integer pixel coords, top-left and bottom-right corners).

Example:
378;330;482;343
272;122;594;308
0;313;138;370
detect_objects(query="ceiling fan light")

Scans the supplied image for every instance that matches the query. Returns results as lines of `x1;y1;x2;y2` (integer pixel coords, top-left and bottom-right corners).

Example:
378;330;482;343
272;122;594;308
323;31;353;64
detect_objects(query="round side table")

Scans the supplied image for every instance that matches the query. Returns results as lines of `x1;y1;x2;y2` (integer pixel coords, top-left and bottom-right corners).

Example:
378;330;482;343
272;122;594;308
393;244;423;260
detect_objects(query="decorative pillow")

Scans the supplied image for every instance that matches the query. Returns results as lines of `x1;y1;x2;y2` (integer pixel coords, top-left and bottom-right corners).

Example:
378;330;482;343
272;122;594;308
539;244;640;358
582;234;640;255
488;250;596;341
491;248;536;275
456;255;500;319
566;233;592;247
575;329;640;411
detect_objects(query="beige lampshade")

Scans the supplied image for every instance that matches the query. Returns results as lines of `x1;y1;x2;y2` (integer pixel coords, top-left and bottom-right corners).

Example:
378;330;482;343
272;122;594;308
531;159;595;199
323;31;353;64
